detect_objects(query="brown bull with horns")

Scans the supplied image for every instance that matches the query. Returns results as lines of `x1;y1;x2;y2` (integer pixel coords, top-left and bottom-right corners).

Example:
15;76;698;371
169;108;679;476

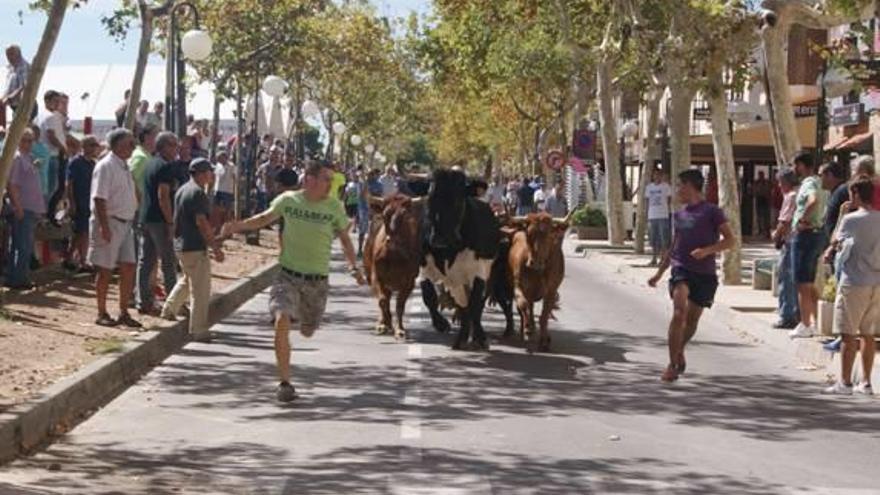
501;211;571;352
363;194;425;339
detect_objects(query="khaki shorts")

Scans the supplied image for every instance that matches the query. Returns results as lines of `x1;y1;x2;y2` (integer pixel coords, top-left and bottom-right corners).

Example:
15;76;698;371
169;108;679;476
833;285;880;337
87;217;136;270
269;270;329;331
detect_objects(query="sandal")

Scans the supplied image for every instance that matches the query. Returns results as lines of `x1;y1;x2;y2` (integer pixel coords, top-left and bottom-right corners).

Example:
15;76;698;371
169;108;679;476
95;313;118;327
116;312;143;329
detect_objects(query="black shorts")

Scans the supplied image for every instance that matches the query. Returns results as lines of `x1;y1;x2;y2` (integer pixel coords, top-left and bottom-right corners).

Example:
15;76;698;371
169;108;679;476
345;204;358;218
669;266;719;309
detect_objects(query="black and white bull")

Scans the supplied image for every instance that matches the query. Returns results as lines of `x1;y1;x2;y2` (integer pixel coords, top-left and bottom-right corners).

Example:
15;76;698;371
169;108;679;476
420;169;500;350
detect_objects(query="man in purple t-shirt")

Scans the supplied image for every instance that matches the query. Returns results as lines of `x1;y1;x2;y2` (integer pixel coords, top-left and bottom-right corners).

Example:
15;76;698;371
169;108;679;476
648;169;735;383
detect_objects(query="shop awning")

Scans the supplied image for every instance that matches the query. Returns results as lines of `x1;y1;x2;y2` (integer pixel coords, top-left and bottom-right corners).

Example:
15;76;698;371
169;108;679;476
828;130;873;152
691;117;817;148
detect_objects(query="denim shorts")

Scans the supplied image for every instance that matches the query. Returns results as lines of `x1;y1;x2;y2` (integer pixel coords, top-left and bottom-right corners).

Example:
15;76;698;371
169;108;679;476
649;218;671;250
791;230;825;284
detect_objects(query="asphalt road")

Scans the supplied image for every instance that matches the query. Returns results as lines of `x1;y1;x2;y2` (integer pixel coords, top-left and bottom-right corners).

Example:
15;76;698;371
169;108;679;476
1;246;878;494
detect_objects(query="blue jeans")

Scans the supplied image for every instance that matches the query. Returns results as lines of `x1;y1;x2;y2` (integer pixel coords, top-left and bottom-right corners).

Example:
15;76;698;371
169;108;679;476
7;210;37;287
777;243;800;324
137;222;178;310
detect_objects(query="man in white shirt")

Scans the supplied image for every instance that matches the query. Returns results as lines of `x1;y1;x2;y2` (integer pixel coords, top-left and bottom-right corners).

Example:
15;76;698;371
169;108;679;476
644;169;672;266
212;148;236;230
534;186;547;211
39;90;67;204
88;128;141;328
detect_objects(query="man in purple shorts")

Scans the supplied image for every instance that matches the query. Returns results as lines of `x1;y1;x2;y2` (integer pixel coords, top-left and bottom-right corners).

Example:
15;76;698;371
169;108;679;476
648;169;735;382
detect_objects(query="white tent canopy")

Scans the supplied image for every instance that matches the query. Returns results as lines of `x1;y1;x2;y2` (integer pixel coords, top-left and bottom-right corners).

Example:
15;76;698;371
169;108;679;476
31;64;288;125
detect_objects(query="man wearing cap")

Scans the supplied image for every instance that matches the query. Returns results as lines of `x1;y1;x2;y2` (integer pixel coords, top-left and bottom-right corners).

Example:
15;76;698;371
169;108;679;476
161;158;225;341
212;147;236;231
222;161;365;402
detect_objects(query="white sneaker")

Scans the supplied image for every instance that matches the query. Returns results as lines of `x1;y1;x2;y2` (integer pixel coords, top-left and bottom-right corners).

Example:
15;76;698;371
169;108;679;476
822;382;853;395
788;323;815;339
855;383;874;396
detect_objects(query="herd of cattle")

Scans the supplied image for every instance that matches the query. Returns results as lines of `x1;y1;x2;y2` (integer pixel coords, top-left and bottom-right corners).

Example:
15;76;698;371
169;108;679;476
361;169;570;353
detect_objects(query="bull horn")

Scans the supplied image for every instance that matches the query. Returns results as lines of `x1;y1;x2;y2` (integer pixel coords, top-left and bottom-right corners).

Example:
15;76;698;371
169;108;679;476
410;196;425;206
553;210;574;226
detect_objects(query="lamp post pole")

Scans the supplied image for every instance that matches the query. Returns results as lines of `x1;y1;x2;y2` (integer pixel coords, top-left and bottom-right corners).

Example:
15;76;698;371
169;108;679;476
164;1;202;137
815;61;828;167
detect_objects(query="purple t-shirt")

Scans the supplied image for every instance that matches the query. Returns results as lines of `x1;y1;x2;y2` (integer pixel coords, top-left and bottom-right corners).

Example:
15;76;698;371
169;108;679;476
9;152;47;215
671;201;726;275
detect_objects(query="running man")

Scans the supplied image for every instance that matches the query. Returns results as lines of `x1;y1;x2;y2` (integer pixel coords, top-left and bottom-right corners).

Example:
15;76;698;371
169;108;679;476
222;161;366;402
648;169;735;382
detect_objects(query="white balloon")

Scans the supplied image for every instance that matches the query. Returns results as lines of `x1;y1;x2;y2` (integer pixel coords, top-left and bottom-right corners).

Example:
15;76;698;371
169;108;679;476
333;122;347;135
365;144;375;154
301;100;321;119
181;30;212;61
350;135;363;146
262;75;287;98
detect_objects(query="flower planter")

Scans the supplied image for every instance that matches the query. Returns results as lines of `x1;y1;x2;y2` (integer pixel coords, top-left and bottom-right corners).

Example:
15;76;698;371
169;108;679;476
818;300;835;337
576;226;608;241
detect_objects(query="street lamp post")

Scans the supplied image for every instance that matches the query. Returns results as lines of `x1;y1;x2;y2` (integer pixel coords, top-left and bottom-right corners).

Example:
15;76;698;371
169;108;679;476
164;1;212;137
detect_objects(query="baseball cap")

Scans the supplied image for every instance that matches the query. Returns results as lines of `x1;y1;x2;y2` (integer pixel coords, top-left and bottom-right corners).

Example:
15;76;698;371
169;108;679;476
189;158;213;174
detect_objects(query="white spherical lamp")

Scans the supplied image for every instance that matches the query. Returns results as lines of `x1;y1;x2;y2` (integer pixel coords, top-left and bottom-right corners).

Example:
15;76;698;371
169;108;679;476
262;75;287;98
301;100;321;119
181;30;212;61
365;144;375;154
350;134;363;146
621;120;639;139
332;122;347;135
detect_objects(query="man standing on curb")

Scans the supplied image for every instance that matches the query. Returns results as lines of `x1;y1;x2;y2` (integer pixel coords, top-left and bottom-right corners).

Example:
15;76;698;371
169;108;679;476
645;169;672;266
789;152;829;339
162;159;224;341
648;169;735;383
88;129;141;328
137;131;179;315
822;177;879;395
772;169;800;330
222;162;366;402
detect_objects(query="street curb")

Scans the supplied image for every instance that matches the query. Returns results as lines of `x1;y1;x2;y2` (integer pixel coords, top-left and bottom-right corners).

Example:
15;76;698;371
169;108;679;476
0;261;280;464
571;242;834;370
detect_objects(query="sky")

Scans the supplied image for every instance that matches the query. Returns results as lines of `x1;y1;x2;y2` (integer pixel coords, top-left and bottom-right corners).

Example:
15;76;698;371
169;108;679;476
0;0;432;66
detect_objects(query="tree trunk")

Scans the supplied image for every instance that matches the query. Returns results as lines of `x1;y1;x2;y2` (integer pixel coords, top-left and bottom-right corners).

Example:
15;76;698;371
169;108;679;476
708;67;743;285
634;88;663;254
761;22;801;165
597;57;625;245
125;0;153;131
0;0;69;196
668;84;696;201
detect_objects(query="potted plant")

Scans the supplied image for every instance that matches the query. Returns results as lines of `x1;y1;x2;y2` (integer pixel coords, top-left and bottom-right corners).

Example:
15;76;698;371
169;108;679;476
817;276;836;337
572;205;608;240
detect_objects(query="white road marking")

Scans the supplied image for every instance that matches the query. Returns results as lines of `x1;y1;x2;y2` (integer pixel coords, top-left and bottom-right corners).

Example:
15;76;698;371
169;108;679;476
400;418;422;440
388;474;493;495
408;344;423;358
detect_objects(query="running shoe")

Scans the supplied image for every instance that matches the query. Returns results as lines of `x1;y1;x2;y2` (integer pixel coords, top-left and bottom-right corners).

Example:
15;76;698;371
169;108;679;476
788;323;815;339
823;337;842;352
276;382;297;402
855;383;874;396
822;382;853;395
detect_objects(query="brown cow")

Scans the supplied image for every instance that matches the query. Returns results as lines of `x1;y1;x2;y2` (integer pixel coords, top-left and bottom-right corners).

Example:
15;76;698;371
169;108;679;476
363;194;424;339
505;212;570;352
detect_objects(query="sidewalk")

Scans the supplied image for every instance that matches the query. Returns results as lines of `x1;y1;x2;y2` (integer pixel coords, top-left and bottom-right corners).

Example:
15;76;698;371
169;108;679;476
0;230;281;414
572;238;879;386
